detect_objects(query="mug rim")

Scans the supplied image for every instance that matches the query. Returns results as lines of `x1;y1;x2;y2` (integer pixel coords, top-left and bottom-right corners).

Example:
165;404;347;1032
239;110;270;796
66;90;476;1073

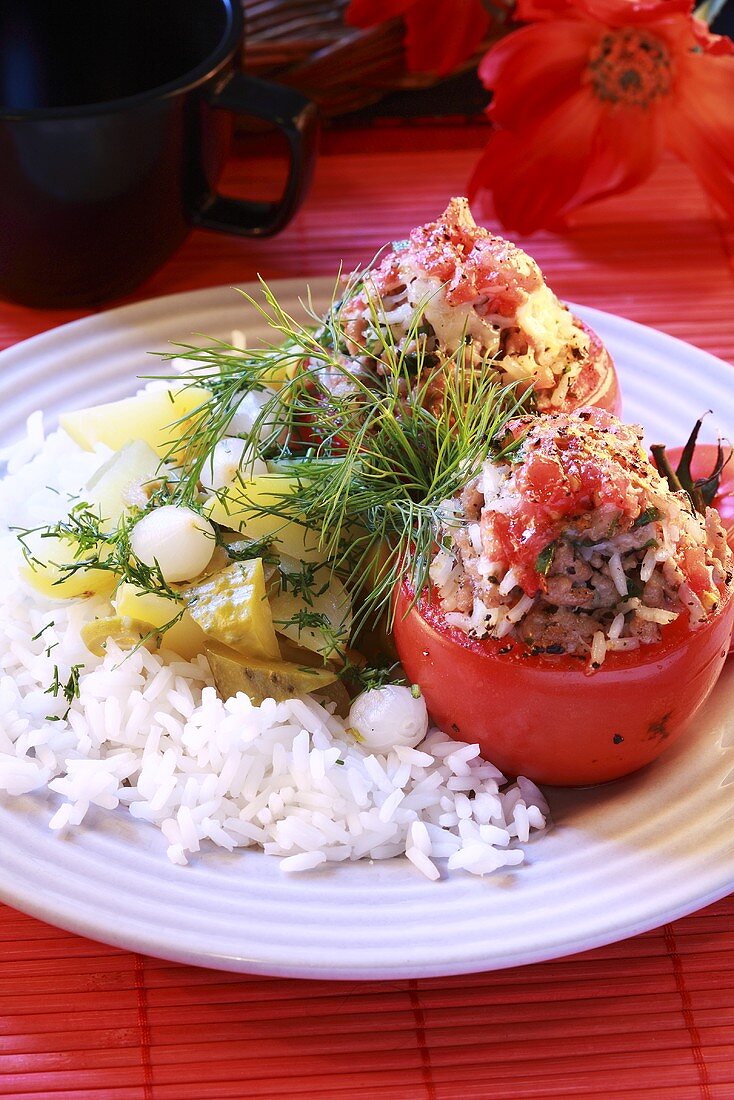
0;0;242;121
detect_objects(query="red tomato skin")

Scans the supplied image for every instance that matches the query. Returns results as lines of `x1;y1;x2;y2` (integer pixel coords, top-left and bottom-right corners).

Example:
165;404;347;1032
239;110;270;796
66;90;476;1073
393;579;734;787
555;318;621;416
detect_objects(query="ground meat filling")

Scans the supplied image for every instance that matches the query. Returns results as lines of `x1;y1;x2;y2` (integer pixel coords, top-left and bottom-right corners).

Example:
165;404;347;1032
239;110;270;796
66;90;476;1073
309;198;605;412
430;409;733;669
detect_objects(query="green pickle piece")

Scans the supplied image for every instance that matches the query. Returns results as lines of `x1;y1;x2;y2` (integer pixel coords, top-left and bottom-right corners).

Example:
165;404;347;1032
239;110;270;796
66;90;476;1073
205;640;338;705
183;558;280;661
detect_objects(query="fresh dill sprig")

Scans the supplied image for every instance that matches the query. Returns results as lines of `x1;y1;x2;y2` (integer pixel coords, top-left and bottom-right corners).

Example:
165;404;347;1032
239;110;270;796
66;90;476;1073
137;267;532;636
45;662;84;720
152;270;366;502
346;659;406;693
218;532;280;567
179;279;533;632
277;560;330;603
31;620;55;642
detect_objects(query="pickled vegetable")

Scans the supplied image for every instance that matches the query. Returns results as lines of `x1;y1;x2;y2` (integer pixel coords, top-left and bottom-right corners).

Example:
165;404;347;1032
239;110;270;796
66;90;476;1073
81;616;152;657
114;583;206;660
204;640;338;704
184;559;280;660
311;678;352;718
85;440;161;530
269;554;351;658
206;474;324;562
20;533;116;600
60;386;211;459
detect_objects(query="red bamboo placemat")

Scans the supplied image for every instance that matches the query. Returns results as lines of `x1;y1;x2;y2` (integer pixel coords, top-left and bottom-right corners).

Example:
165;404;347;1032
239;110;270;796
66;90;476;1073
1;125;733;1099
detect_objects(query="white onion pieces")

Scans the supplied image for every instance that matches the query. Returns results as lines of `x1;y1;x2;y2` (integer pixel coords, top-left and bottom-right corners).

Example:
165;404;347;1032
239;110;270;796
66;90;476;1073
349;685;429;753
204;437;267;493
228;389;283;445
130;505;215;583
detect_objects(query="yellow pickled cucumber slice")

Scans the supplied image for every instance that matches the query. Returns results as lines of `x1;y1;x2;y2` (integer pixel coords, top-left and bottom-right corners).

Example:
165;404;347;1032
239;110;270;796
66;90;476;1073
20;534;116;600
205;640;338;704
60;385;211;459
85;440;162;531
184;559;280;661
206;474;324;563
80;616;152;657
269;554;352;659
114;583;206;660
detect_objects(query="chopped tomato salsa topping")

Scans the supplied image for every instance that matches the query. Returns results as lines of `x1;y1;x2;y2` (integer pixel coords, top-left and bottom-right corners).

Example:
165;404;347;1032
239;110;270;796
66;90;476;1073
481;408;688;596
371;197;541;316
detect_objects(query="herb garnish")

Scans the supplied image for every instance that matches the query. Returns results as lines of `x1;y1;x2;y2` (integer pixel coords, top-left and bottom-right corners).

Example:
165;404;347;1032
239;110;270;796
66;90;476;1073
45;663;84;720
536;542;556;576
161;275;531;633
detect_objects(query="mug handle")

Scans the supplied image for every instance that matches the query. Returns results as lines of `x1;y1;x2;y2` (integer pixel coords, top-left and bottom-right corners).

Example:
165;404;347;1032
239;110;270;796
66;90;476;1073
197;73;319;238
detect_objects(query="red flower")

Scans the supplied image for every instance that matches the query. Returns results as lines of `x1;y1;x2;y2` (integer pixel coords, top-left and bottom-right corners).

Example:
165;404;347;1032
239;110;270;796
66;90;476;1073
469;0;734;233
345;0;491;76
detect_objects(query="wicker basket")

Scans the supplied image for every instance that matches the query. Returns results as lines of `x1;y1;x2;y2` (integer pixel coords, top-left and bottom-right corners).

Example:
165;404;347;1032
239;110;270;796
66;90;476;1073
240;0;509;116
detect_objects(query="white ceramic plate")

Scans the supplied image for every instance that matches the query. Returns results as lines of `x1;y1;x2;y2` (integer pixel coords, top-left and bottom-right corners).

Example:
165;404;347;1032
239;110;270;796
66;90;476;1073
1;281;733;980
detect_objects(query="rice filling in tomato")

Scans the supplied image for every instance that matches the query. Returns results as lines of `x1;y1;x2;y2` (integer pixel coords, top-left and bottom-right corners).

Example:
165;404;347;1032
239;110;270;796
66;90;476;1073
430;408;733;670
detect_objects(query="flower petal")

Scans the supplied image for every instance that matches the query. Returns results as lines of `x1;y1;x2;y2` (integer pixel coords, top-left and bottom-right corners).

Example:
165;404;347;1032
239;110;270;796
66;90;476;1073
515;0;581;21
468;89;604;234
404;0;490;75
579;0;693;28
517;0;694;25
574;102;665;209
664;51;734;219
479;21;598;130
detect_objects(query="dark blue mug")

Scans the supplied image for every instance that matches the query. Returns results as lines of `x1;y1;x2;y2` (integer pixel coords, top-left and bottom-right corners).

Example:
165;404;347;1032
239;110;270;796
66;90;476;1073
0;0;318;307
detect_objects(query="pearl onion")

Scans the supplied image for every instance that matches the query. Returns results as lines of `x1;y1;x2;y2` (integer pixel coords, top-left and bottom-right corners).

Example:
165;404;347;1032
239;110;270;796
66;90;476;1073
348;685;429;754
204;437;267;492
130;505;215;583
228;388;283;445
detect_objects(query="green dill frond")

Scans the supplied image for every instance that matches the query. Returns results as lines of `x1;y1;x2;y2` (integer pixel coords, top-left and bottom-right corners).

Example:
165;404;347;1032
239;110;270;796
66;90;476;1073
45;662;84;720
136;268;534;634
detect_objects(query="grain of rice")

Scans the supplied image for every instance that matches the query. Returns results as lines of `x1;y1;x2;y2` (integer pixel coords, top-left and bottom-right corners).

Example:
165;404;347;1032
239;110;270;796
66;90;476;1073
378;788;405;823
406;846;440;880
409;819;432;855
498;567;519;597
279;851;327;873
608;553;628;597
517;776;549;815
609;613;625;641
506;593;535;624
590;631;607;667
478;823;511;846
635;606;679;625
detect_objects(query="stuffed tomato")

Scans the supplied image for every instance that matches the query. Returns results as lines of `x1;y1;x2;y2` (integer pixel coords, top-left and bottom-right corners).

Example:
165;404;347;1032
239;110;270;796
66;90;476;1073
301;197;619;448
393;409;734;786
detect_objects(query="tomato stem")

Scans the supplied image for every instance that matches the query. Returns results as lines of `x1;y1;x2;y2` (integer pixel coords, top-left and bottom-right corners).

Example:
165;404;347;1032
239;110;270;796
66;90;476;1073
652;414;731;516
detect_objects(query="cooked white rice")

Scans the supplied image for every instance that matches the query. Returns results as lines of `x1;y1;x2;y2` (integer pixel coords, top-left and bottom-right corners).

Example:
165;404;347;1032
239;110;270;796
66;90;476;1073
0;413;548;878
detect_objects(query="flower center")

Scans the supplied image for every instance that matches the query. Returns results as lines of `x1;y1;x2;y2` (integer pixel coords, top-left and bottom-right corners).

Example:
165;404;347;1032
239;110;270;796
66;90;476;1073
588;29;672;107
